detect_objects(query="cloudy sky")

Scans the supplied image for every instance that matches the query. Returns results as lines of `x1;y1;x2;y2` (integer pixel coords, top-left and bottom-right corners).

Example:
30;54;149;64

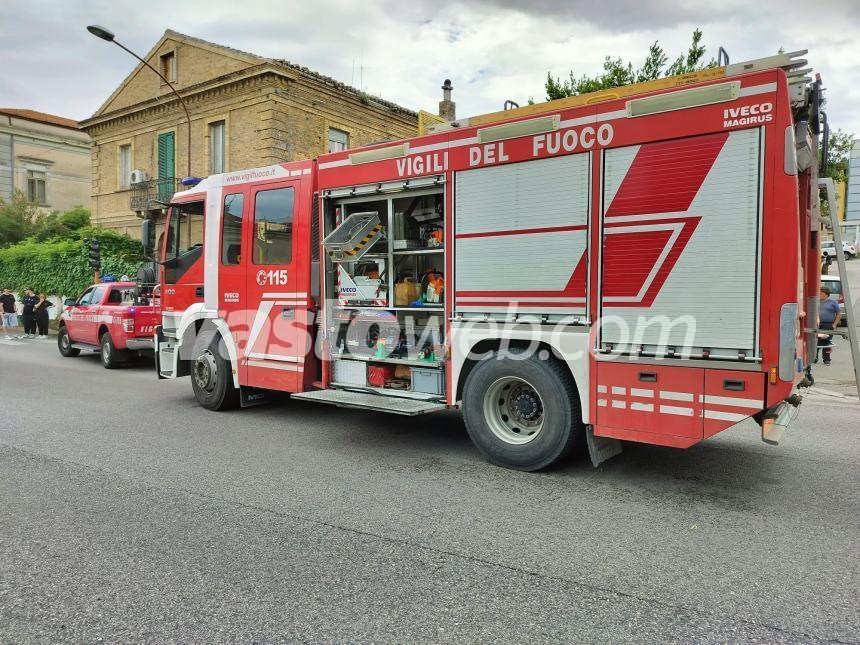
2;0;859;136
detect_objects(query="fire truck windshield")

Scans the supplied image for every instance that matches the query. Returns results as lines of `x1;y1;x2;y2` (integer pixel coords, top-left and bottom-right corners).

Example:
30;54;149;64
161;201;204;284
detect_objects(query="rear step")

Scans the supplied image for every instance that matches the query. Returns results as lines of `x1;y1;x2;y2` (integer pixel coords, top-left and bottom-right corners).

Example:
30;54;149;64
291;388;446;415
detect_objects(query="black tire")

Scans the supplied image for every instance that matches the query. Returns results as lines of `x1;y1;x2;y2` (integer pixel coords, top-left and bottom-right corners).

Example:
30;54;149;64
462;350;584;471
57;326;80;357
190;330;240;411
100;331;127;369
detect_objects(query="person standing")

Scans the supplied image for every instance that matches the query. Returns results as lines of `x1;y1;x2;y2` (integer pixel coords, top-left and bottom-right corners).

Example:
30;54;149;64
817;286;842;366
34;294;53;339
0;288;19;339
21;289;38;338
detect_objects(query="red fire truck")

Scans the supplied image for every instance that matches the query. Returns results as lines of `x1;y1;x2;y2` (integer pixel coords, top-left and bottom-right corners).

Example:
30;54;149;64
148;51;822;470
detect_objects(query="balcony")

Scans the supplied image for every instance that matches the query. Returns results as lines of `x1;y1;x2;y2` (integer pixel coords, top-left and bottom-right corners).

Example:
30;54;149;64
130;177;182;212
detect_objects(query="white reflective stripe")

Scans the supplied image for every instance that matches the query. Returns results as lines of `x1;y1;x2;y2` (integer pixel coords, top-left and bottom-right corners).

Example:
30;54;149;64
630;388;654;398
262;292;308;299
273;300;307;306
660;391;694;402
318;158;351;170
630;402;654;412
597;398;608;407
455;297;586;303
738;82;777;97
246;352;303;363
660;405;694;416
302;168;311;175
597;384;608;393
611;400;626;409
244;301;275;357
611;386;626;395
701;395;763;409
703;410;747;422
246;360;301;371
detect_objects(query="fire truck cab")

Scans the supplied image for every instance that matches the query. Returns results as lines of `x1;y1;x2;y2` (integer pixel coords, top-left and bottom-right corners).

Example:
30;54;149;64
151;50;821;471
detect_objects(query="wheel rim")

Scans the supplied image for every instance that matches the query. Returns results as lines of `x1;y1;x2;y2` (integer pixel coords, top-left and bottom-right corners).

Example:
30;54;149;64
102;339;110;361
483;376;545;445
60;332;69;350
194;350;218;393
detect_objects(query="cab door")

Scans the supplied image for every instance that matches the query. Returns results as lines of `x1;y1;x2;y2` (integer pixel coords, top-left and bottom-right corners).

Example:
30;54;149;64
243;179;311;392
217;188;250;380
65;286;95;342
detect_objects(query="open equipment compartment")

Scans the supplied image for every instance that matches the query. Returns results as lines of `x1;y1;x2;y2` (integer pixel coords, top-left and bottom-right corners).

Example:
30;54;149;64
322;183;446;398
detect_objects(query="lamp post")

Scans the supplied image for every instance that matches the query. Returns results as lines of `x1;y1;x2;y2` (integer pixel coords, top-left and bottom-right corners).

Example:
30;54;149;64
87;25;192;178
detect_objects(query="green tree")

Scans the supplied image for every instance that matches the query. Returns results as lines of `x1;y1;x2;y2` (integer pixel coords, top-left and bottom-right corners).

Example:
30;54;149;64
545;29;715;100
0;190;40;247
821;129;855;184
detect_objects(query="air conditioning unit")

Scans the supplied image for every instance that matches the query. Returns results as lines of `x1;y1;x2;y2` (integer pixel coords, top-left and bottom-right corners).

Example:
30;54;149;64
130;169;149;185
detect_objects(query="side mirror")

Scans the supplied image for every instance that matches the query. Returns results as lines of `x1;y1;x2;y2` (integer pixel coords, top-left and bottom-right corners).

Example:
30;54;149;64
141;219;154;259
64;298;76;306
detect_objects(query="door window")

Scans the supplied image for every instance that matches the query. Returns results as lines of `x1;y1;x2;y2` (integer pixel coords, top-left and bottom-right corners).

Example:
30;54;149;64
77;288;95;306
221;193;244;265
89;287;106;305
253;187;294;265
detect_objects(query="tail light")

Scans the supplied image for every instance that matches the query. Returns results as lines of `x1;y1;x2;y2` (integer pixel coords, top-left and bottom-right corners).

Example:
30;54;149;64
122;317;134;333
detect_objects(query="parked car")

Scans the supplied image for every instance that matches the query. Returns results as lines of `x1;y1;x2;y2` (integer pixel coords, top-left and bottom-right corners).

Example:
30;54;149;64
821;240;856;260
57;280;160;368
820;274;847;326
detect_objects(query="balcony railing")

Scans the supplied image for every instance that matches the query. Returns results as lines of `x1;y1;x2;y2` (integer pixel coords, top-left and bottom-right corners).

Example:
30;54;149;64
130;177;182;212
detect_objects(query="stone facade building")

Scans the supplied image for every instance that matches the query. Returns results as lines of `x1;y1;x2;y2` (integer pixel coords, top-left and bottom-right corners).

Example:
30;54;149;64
0;109;91;212
80;30;419;237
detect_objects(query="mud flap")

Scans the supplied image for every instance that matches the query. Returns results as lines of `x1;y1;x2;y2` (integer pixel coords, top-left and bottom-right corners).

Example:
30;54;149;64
240;386;271;408
586;426;623;467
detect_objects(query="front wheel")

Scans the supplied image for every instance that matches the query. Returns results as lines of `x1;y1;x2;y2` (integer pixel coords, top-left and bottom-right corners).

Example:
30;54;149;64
57;327;80;357
191;331;240;411
462;350;584;471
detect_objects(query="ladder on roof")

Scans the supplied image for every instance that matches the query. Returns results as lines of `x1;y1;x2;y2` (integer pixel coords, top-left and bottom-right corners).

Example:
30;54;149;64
429;50;813;133
819;178;860;401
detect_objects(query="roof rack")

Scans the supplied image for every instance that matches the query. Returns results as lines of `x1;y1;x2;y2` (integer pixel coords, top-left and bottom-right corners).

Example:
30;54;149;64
428;50;810;133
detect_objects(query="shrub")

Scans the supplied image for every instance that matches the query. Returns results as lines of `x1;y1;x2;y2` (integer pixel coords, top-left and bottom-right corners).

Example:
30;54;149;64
0;227;144;297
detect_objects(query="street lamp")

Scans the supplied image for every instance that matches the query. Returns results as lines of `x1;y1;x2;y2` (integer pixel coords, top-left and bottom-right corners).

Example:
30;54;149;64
87;25;192;178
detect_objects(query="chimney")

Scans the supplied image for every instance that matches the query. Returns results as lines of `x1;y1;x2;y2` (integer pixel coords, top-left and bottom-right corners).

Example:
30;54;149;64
438;79;456;121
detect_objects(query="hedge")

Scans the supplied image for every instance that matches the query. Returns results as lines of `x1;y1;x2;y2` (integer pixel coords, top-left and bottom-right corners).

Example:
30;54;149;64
0;227;144;297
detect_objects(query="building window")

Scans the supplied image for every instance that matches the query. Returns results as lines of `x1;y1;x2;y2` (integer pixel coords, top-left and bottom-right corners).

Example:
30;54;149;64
160;51;176;82
328;128;349;153
26;170;46;204
221;193;244;265
118;144;132;189
253;187;294;265
209;121;226;174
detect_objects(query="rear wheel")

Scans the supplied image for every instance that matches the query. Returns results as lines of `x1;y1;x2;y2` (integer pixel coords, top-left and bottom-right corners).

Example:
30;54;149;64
100;331;127;369
462;350;584;471
191;331;239;411
57;326;79;357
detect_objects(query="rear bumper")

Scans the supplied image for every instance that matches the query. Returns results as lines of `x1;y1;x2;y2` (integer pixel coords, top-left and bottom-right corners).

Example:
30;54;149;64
761;400;801;445
126;337;154;351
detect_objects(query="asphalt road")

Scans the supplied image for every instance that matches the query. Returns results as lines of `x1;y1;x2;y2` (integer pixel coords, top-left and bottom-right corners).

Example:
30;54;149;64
1;338;858;643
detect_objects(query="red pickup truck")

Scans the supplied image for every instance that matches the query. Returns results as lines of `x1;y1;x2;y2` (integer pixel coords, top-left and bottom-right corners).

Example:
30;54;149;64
57;281;160;368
